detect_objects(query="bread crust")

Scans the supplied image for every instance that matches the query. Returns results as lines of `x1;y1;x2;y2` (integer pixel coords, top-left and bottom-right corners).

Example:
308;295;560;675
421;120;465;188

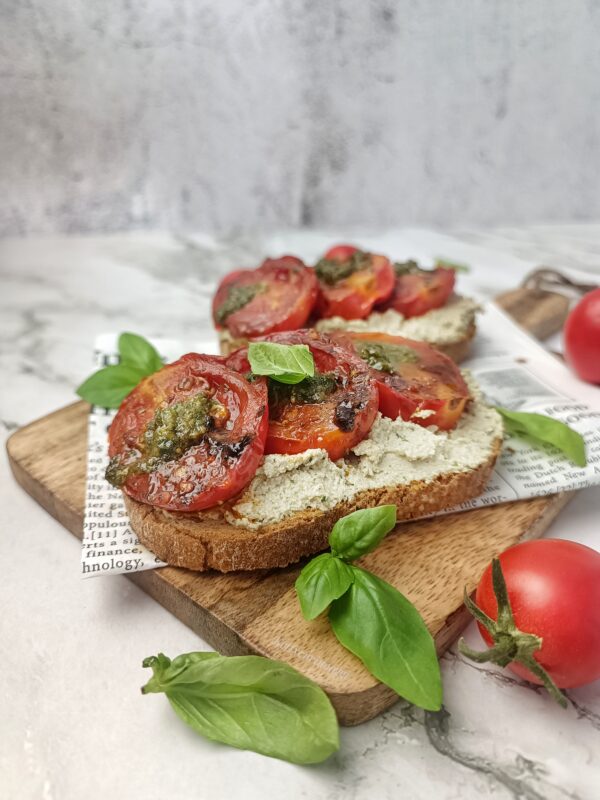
219;331;248;356
434;322;476;362
124;434;501;572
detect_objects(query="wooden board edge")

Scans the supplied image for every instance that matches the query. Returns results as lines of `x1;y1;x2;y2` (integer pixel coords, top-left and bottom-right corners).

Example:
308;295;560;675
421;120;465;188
6;401;89;539
6;406;578;726
7;443;82;540
127;496;575;726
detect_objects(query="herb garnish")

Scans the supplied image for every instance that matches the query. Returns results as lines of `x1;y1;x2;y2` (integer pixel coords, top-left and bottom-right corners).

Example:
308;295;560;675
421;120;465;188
434;257;470;273
248;342;315;384
295;506;442;711
315;250;371;285
393;257;470;276
76;332;163;409
141;652;339;764
495;407;587;467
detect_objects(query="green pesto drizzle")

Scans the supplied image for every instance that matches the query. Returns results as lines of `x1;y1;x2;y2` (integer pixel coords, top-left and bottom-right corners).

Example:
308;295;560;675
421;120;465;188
315;251;371;286
215;282;266;324
352;340;419;374
393;259;420;277
268;372;337;410
106;393;224;487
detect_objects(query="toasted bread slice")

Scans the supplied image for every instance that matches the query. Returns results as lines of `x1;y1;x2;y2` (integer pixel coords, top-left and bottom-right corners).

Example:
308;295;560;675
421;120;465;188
124;440;500;572
435;321;476;362
124;388;502;573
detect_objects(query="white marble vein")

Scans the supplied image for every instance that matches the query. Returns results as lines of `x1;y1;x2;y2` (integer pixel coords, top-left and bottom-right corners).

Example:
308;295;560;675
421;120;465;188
1;227;599;800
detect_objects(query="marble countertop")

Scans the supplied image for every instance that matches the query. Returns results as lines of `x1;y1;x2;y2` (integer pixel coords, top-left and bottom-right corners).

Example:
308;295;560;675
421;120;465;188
2;225;599;800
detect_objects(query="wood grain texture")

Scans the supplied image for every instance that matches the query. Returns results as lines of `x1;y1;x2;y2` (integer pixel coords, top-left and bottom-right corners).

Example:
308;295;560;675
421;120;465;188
494;287;570;340
6;290;574;725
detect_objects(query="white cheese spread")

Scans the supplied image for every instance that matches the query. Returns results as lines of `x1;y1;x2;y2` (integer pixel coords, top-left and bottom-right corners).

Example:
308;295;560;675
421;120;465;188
224;379;502;530
315;295;480;345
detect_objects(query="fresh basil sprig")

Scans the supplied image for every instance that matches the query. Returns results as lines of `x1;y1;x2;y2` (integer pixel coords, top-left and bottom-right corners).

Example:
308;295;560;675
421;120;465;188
141;651;339;764
434;256;470;273
330;568;442;711
295;553;355;620
248;342;314;384
118;332;164;374
76;332;163;408
496;407;587;467
330;504;397;561
295;506;442;711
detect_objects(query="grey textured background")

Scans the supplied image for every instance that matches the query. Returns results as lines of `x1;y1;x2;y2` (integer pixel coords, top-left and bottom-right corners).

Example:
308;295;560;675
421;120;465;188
2;1;600;236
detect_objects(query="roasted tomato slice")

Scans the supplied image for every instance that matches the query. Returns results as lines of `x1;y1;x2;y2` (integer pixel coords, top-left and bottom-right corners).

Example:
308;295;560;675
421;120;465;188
226;329;379;460
322;244;361;261
330;331;470;430
314;246;395;320
382;261;455;318
212;256;318;339
106;354;268;511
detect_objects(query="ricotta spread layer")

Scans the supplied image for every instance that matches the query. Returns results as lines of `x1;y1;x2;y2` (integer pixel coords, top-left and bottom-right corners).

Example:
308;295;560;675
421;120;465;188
224;381;502;530
315;295;479;345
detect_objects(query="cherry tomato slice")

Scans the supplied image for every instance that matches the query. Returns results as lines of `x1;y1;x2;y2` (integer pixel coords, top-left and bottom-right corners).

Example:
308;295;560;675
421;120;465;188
213;256;318;339
329;331;470;430
383;264;455;318
107;354;268;511
314;248;395;320
226;329;379;461
322;244;360;261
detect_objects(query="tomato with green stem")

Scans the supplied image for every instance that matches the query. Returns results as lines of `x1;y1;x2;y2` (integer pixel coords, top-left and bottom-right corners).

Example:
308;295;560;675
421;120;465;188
459;539;600;706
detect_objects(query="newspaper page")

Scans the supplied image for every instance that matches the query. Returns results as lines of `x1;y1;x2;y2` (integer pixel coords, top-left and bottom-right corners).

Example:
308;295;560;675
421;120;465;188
81;306;600;577
82;334;218;577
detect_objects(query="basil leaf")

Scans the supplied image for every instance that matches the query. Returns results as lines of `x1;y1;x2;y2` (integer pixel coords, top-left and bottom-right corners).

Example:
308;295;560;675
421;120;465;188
434;256;470;273
141;652;339;764
76;363;148;408
248;342;315;385
329;505;397;562
295;553;355;620
118;332;163;373
496;407;587;467
329;567;442;711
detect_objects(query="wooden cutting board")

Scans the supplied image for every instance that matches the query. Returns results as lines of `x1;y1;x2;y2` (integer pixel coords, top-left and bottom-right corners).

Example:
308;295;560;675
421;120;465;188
6;289;573;726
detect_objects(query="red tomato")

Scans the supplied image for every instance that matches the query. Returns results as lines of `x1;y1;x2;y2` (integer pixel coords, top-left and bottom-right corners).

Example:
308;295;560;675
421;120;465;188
226;330;379;461
330;331;470;430
475;540;600;689
315;248;395;320
564;288;600;384
107;355;268;511
383;264;455;318
322;244;360;261
212;256;318;339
